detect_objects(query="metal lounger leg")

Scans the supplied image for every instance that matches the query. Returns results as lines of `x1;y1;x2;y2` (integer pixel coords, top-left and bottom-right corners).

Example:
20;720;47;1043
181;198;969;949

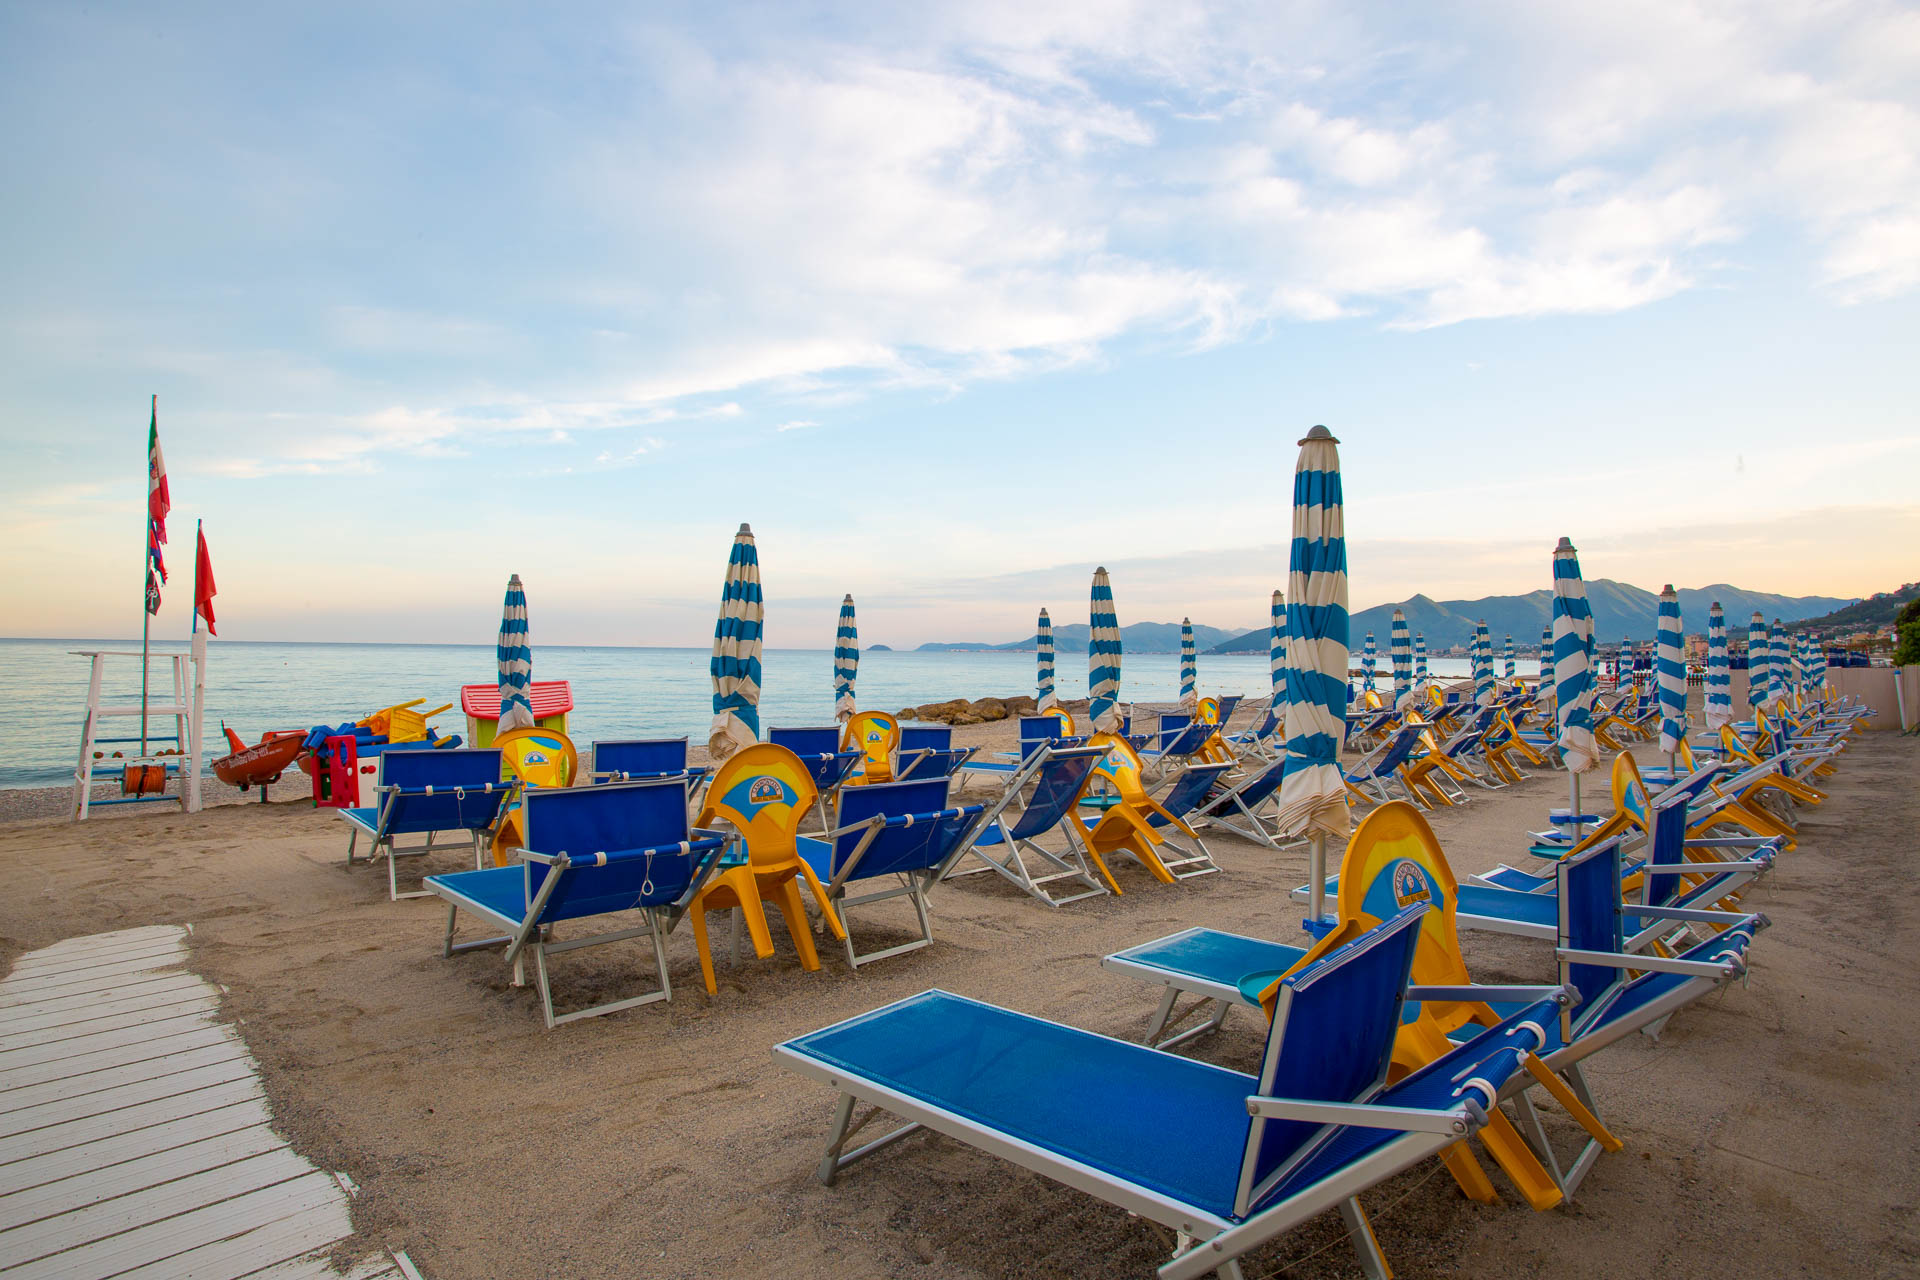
815;1094;923;1186
1338;1197;1391;1280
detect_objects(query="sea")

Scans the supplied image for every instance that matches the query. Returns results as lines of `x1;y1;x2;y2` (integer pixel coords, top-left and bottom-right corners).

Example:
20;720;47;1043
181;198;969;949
0;638;1486;790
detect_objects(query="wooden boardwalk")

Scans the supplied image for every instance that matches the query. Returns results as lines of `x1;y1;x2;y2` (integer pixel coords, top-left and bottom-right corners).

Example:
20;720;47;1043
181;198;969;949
0;926;415;1279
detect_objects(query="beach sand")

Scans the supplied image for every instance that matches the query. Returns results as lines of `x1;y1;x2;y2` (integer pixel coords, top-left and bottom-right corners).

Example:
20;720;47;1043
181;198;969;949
1;705;1915;1278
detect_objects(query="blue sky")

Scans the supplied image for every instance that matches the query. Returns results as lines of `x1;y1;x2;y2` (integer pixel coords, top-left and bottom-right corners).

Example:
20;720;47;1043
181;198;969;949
4;1;1916;649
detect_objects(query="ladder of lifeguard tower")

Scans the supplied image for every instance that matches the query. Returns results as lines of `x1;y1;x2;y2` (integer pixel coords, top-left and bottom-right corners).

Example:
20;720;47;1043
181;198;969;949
72;649;204;820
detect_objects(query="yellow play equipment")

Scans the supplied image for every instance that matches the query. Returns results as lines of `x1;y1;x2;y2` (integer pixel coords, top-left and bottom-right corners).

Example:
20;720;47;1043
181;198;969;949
1064;733;1216;889
1249;802;1619;1213
358;699;455;744
841;710;900;786
487;727;580;867
687;744;845;994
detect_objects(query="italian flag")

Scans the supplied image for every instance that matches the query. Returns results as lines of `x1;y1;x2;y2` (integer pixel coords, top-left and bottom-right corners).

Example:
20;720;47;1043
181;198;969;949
147;398;170;547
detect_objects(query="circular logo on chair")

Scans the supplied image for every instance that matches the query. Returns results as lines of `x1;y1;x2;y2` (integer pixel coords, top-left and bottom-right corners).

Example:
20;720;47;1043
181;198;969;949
1391;860;1433;909
722;773;800;820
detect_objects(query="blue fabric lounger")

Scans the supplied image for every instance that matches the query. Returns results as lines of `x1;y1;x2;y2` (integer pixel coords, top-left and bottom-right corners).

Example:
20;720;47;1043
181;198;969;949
1342;723;1428;805
778;907;1563;1280
794;777;987;968
944;743;1109;906
1103;928;1311;1048
968;714;1087;776
1138;719;1219;780
425;777;727;1028
340;747;509;901
590;737;709;788
1192;758;1297;850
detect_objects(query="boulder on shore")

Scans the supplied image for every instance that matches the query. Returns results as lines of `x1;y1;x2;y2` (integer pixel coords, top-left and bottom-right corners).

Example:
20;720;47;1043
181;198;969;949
901;695;1034;724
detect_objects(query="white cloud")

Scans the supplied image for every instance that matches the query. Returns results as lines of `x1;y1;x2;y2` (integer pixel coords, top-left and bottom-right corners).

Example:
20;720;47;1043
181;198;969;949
776;420;820;432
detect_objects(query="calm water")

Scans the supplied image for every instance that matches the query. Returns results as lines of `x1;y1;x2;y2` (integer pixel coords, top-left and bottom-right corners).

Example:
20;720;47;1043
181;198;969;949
0;638;1485;789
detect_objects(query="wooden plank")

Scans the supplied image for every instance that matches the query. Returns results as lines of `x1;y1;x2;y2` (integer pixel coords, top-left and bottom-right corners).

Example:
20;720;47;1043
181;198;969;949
239;1256;400;1280
0;978;211;1038
18;928;185;961
4;939;185;979
0;1123;285;1232
0;1170;347;1280
0;996;218;1056
0;948;188;989
0;1018;232;1082
0;1056;259;1134
0;1147;316;1265
0;971;206;1017
0;1101;274;1196
0;954;197;1001
0;1076;263;1167
0;1038;250;1115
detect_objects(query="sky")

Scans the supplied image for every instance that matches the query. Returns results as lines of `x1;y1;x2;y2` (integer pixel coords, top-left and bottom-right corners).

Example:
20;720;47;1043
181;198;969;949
2;1;1916;650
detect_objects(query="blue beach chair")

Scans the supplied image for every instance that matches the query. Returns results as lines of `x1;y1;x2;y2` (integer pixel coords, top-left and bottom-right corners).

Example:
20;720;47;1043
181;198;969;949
943;743;1110;905
1138;717;1220;780
961;714;1085;784
894;726;975;782
590;737;705;785
1225;700;1283;761
1341;722;1428;806
769;725;864;830
777;905;1562;1280
794;777;987;969
1191;757;1299;849
425;777;728;1028
340;748;510;901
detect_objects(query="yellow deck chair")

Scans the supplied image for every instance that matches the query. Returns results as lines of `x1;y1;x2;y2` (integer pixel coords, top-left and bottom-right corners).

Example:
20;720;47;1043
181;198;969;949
1250;803;1618;1211
1754;708;1837;792
487;728;579;867
1064;733;1208;889
1479;707;1537;784
1397;714;1459;809
1193;697;1236;766
1042;707;1076;735
687;744;847;994
1614;750;1793;856
842;710;900;786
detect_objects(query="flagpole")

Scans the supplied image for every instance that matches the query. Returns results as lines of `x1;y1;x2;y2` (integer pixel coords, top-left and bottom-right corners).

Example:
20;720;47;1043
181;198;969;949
140;394;154;757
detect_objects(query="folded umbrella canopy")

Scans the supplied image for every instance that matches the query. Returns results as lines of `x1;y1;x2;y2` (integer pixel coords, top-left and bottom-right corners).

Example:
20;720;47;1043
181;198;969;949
1551;537;1598;779
1180;618;1198;711
1391;608;1412;711
1503;634;1516;682
497;573;535;734
1088;568;1122;733
1268;590;1287;706
1705;602;1733;732
1473;621;1495;708
833;594;858;725
1415;631;1428;685
1747;612;1769;712
1361;631;1376;695
1656;585;1686;758
1036;608;1057;714
1768;619;1789;710
709;523;763;761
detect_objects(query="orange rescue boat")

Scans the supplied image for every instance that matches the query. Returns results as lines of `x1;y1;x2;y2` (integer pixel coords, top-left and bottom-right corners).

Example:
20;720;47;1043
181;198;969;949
212;727;308;793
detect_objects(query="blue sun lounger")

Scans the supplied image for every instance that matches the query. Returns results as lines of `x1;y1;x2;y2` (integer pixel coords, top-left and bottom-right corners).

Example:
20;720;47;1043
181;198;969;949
895;726;975;782
1139;718;1220;780
962;715;1087;783
778;906;1563;1280
425;776;728;1028
590;737;707;787
768;726;865;793
794;777;988;968
341;747;510;900
944;743;1109;905
1226;701;1282;760
1191;758;1299;849
1342;722;1428;806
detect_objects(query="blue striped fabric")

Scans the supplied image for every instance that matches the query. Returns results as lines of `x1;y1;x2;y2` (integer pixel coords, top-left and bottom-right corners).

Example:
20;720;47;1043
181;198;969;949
1619;637;1633;689
1811;636;1828;695
1705;602;1732;730
1551;537;1598;773
1180;618;1197;710
1275;426;1350;841
1414;632;1427;683
1768;619;1788;708
1390;608;1412;710
1361;631;1376;693
1502;634;1516;682
1473;621;1494;707
1537;623;1555;713
833;594;859;724
1656;585;1686;754
1088;567;1122;732
496;573;534;733
1747;612;1769;711
1036;608;1057;713
1268;590;1286;702
709;523;764;759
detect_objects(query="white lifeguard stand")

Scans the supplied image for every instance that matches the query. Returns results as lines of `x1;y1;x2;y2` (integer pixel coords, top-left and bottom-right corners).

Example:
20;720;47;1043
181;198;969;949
71;634;207;819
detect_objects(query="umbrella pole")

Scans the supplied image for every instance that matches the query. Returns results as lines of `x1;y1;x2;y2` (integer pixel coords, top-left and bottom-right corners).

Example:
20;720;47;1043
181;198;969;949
1569;773;1581;830
1308;831;1327;927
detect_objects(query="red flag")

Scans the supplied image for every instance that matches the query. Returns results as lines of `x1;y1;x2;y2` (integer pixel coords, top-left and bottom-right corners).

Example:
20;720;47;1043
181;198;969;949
194;527;217;636
147;398;170;545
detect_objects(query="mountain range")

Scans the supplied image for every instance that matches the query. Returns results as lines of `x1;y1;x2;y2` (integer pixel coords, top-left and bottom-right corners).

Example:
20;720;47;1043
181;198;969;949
917;621;1240;653
1209;582;1853;653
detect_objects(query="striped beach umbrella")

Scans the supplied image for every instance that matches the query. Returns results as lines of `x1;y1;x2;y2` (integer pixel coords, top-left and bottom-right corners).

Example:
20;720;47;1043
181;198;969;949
1276;425;1350;923
1361;631;1376;694
1036;608;1057;713
1414;632;1428;684
1747;612;1769;712
1619;637;1633;687
496;573;534;734
1473;621;1495;707
1268;590;1286;703
1537;623;1555;714
1812;637;1828;697
1503;634;1516;682
1391;608;1412;710
833;594;858;724
708;523;763;761
1180;618;1198;711
1551;536;1598;777
1768;619;1789;709
1656;585;1686;756
1705;602;1733;731
1795;634;1812;698
1088;567;1122;733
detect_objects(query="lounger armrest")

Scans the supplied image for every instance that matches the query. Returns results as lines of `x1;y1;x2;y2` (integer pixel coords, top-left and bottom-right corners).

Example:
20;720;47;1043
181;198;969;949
1555;947;1745;979
591;768;685;783
1680;836;1777;849
1640;857;1773;879
1407;984;1574;1009
1626;903;1768;928
1243;1096;1479;1136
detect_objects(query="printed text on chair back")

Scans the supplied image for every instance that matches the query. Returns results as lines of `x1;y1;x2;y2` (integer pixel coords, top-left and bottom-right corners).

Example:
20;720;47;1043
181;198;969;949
522;779;711;920
593;738;688;778
698;743;820;864
831;778;973;878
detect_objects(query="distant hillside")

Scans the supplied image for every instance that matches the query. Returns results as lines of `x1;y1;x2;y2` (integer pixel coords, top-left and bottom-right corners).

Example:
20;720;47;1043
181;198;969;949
1786;582;1917;632
918;620;1242;653
1208;581;1853;653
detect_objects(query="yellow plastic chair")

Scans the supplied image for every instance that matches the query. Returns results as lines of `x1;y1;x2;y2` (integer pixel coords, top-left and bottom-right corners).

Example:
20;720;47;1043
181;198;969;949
687;744;847;994
1398;713;1461;809
1250;802;1618;1212
1193;698;1236;766
487;728;579;867
1042;708;1076;735
842;710;900;786
1067;733;1218;888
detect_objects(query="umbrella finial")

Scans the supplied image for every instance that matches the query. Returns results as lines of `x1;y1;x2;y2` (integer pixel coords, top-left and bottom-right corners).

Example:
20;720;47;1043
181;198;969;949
1663;584;1675;595
1298;424;1339;444
1555;536;1575;552
1183;616;1190;624
737;522;752;535
1095;565;1107;574
842;593;853;603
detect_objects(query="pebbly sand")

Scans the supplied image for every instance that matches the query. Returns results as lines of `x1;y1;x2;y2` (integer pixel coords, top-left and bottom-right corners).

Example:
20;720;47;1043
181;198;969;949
0;705;1915;1279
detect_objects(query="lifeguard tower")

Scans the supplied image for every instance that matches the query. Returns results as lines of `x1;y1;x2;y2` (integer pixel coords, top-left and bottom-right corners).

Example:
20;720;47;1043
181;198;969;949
72;640;207;819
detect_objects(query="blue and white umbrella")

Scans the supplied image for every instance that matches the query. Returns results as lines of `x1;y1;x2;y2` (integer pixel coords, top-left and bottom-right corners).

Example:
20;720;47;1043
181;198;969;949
1794;634;1811;699
1361;631;1376;694
1391;608;1412;711
1473;621;1495;708
1414;632;1428;684
1705;602;1733;731
1268;590;1286;705
1180;618;1198;711
1502;635;1515;683
1811;637;1828;697
1277;425;1350;923
1768;619;1789;709
1620;637;1634;688
1089;567;1122;733
1656;584;1686;757
1552;537;1598;776
1036;608;1057;713
496;573;534;734
1539;622;1554;689
708;523;764;760
833;594;858;724
1747;612;1769;712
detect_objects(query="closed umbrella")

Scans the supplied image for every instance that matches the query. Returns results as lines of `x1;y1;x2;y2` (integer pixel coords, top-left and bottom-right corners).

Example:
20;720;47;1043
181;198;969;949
1551;537;1599;813
1275;426;1350;925
497;573;535;734
833;594;858;724
708;523;763;761
1503;634;1516;683
1391;608;1412;711
1539;623;1554;704
1415;632;1428;684
1473;621;1495;708
1036;608;1057;713
1705;602;1733;732
1180;618;1198;712
1747;612;1769;712
1768;620;1789;710
1268;590;1286;706
1089;568;1122;733
1362;631;1376;695
1656;585;1686;761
